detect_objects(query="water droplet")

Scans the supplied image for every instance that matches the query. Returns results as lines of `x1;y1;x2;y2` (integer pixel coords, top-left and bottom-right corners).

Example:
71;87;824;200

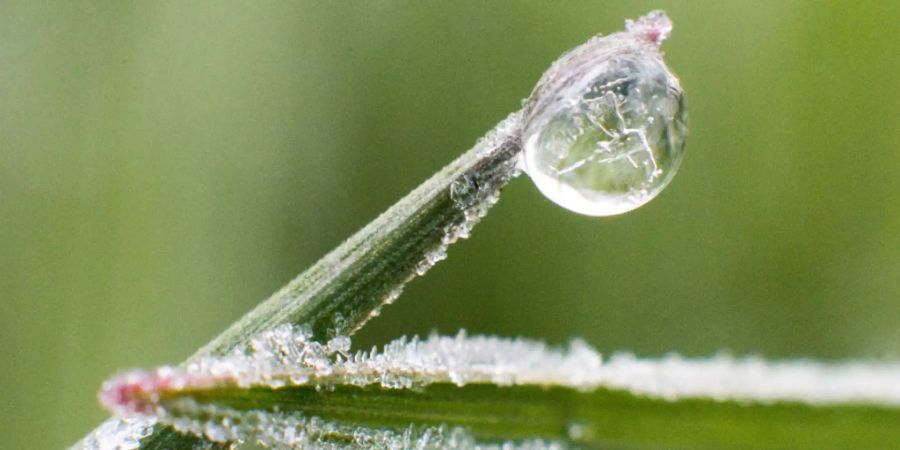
522;11;687;216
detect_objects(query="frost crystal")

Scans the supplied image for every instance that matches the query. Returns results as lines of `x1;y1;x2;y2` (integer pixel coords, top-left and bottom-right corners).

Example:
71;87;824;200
416;111;522;279
97;324;900;448
73;417;157;450
168;406;564;450
102;324;900;415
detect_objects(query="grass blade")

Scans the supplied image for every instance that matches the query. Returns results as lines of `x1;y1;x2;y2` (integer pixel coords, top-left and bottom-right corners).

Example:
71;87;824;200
157;384;900;449
96;326;900;449
197;112;523;354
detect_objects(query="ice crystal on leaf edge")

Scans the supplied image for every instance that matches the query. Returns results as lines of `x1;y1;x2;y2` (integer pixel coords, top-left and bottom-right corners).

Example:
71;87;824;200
83;324;900;449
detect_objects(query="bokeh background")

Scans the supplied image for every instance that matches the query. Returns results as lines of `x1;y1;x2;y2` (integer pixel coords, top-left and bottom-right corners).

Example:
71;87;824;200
2;1;899;448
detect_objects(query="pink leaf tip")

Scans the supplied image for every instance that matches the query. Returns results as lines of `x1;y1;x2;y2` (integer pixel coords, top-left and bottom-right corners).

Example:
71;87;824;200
98;368;182;416
625;10;673;46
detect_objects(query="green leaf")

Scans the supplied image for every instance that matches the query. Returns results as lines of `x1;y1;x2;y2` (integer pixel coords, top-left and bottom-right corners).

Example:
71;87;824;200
90;324;900;449
156;383;900;449
194;112;523;356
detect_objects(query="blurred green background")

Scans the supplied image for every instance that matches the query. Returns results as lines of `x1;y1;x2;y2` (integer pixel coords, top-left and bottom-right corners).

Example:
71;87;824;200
2;1;899;448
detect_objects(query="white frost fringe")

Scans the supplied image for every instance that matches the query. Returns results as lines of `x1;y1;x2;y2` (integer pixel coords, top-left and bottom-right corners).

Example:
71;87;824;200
111;324;900;408
83;324;900;450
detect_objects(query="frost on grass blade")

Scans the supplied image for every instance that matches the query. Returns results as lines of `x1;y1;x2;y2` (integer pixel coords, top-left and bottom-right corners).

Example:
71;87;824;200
167;408;565;450
100;324;604;417
98;324;900;448
75;417;157;450
102;324;900;410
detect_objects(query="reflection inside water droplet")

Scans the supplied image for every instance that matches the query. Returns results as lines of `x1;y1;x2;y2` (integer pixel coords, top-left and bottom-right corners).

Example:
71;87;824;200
522;11;687;216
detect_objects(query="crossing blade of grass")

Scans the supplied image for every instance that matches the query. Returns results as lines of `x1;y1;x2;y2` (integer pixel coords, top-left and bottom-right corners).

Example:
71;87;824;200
195;112;523;355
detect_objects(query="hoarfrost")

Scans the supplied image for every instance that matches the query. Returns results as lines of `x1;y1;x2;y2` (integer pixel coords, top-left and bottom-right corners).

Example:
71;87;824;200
73;417;157;450
414;111;522;278
101;325;604;415
165;403;565;450
103;324;900;415
97;324;900;449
